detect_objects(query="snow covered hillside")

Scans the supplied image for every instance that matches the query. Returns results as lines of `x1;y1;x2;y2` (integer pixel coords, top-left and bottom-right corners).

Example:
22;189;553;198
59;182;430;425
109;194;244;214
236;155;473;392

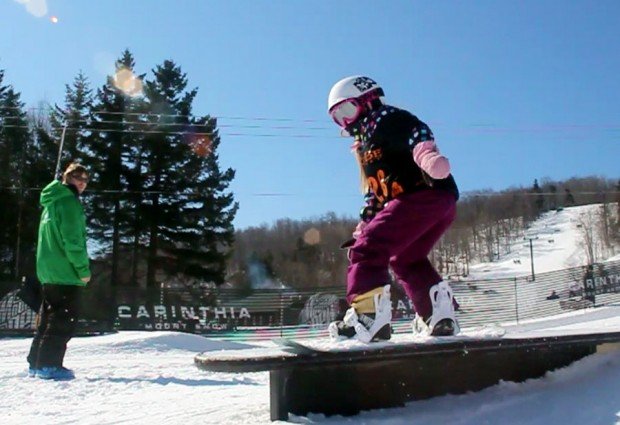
466;204;619;280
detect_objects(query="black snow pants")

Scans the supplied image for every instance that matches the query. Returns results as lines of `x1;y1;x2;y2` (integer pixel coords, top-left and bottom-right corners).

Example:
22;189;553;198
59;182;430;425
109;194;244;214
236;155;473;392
27;285;82;368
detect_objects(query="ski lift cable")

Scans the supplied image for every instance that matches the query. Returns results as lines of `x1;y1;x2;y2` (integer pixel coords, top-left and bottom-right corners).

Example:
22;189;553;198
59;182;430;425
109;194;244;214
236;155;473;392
1;122;617;140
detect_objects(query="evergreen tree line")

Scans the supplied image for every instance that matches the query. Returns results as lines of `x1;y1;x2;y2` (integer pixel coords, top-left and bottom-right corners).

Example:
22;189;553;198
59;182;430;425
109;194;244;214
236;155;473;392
0;50;238;288
230;177;620;289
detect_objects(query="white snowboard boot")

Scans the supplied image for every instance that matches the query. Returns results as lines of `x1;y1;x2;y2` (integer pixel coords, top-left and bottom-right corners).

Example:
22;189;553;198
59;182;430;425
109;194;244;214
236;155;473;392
412;281;460;336
328;284;392;343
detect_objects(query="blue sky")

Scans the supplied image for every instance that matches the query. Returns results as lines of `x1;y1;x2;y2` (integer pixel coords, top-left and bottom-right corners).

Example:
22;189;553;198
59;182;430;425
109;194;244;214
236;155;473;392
2;0;619;229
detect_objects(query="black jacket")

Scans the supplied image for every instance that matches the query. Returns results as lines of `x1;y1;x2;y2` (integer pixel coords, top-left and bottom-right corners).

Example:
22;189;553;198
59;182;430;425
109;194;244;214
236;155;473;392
352;105;459;221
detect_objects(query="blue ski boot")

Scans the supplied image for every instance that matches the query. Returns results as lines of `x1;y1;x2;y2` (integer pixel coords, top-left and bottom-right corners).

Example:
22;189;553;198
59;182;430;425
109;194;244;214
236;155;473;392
37;366;75;380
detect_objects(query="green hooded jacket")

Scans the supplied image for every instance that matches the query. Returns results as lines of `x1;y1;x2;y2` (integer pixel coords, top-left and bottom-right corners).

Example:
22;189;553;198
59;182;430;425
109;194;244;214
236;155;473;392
36;180;90;285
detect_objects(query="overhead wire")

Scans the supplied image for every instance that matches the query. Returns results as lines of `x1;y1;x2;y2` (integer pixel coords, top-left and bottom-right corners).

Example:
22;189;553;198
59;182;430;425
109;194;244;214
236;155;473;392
0;185;618;199
0;123;326;138
1;105;620;131
0;118;331;132
1;121;618;140
0;106;336;137
0;105;332;124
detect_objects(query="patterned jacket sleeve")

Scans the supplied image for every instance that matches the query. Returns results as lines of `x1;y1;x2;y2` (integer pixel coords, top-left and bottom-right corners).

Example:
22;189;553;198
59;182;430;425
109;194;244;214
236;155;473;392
411;121;451;180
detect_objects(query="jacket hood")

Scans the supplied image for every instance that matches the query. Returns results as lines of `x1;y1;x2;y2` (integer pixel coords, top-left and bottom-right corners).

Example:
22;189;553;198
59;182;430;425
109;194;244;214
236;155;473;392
40;180;75;207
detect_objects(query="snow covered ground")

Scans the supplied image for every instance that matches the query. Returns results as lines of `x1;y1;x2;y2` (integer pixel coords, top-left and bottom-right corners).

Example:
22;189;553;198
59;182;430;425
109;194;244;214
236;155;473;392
2;319;620;425
1;204;620;424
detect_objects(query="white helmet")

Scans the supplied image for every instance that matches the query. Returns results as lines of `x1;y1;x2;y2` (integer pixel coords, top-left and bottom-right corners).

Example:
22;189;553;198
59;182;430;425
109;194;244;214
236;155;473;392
327;75;385;113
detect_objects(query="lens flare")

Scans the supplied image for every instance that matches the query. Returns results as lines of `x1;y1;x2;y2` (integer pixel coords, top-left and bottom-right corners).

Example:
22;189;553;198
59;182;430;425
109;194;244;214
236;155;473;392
304;228;321;245
113;67;144;97
50;15;58;23
188;135;212;157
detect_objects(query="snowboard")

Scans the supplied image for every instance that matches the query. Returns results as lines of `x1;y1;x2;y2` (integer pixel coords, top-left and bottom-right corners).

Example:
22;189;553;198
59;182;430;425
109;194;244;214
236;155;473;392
196;327;620;374
273;324;507;355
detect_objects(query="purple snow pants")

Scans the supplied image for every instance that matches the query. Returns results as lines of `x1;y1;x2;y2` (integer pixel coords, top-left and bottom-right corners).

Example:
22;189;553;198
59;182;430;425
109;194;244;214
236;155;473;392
347;190;456;319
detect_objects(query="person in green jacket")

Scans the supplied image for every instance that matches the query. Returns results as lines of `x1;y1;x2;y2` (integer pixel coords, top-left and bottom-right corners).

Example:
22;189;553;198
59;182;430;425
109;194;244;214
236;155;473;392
27;163;91;380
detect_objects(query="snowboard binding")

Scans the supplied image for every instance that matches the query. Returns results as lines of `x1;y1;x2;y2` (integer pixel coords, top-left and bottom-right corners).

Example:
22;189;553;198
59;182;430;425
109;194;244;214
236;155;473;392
329;284;392;343
412;281;460;337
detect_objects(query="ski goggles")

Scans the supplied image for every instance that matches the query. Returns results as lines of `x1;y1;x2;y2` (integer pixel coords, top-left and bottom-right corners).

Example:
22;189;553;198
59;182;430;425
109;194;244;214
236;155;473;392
329;99;364;128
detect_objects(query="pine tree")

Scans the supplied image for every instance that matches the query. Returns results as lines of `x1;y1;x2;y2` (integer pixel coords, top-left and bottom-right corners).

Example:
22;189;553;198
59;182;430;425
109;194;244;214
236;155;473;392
140;59;237;287
533;179;544;215
0;68;12;278
564;188;575;207
85;50;143;287
16;107;60;278
548;184;558;210
0;85;32;277
0;65;59;279
29;104;58;176
50;71;94;169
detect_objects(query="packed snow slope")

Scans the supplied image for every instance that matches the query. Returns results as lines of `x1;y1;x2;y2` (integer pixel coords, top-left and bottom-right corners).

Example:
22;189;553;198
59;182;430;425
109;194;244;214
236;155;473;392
465;204;618;280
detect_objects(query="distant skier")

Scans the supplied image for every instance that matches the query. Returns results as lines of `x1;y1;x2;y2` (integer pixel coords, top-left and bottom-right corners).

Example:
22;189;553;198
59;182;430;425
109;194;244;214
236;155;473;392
26;163;91;380
546;290;560;300
326;76;460;342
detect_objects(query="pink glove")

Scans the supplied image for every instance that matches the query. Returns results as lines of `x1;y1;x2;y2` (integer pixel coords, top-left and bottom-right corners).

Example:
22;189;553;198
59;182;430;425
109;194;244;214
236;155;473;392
413;141;451;179
352;221;367;239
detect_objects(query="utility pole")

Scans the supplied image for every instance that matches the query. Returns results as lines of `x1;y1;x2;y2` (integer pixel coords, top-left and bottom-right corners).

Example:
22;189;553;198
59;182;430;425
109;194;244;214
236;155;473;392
524;236;539;281
54;122;68;178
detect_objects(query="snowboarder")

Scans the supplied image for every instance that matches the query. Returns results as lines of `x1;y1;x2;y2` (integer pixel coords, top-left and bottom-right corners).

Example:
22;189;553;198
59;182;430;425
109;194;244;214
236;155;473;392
26;163;91;380
326;76;460;342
